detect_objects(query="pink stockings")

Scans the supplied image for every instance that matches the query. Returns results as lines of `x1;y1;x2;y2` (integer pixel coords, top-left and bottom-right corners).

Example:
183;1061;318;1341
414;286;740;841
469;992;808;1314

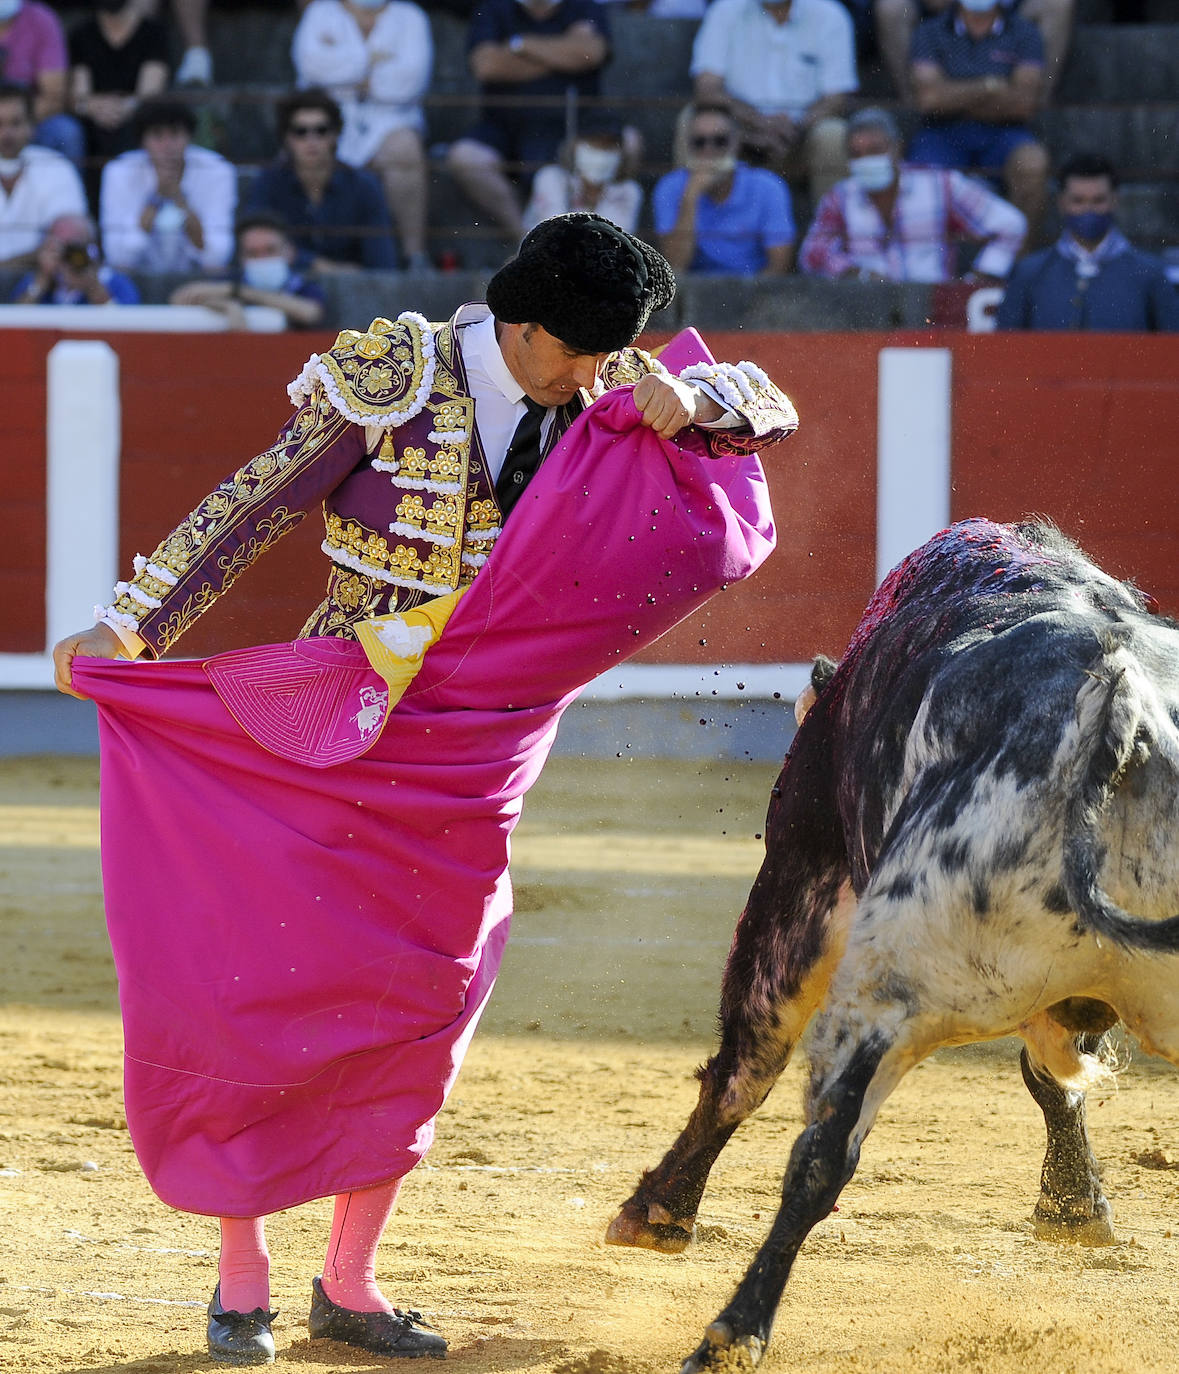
218;1179;403;1314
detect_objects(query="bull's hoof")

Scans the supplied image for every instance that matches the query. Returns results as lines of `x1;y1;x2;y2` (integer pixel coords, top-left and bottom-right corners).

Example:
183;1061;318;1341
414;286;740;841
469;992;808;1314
604;1201;695;1253
1032;1196;1116;1246
1032;1212;1117;1246
680;1321;765;1373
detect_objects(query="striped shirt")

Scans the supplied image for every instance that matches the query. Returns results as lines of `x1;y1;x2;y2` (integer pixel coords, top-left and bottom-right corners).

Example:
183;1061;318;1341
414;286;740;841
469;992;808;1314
799;164;1026;283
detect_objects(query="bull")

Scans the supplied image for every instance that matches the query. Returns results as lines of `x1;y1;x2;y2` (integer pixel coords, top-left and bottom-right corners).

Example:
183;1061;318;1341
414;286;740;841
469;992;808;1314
606;518;1179;1371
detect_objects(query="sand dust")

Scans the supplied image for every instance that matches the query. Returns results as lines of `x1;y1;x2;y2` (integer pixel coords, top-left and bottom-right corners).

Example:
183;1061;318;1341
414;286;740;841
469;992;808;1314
3;753;1179;1373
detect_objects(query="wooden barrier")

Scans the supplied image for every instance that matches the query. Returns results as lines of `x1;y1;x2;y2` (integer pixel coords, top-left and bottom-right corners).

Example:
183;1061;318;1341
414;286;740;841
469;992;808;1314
4;327;1177;668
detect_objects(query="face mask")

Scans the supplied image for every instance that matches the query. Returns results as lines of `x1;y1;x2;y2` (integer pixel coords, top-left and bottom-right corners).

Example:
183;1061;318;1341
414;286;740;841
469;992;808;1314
0;154;23;177
849;153;895;192
1063;210;1114;244
573;142;621;185
692;153;736;179
242;255;290;291
0;0;22;20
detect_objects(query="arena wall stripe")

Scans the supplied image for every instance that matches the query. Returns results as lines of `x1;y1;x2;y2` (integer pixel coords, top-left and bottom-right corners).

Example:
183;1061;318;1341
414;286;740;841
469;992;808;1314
3;329;1178;693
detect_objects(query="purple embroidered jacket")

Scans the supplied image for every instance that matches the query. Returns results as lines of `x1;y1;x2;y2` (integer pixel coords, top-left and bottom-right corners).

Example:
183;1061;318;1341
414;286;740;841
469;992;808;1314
100;306;798;658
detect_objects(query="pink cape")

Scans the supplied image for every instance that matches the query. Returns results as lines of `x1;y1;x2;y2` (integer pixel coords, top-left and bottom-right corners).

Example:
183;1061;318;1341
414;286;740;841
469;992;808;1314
72;391;775;1216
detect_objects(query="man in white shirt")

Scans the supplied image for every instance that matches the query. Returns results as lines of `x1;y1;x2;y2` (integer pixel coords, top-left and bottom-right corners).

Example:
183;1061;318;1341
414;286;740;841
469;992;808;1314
0;82;87;270
99;96;236;273
691;0;858;200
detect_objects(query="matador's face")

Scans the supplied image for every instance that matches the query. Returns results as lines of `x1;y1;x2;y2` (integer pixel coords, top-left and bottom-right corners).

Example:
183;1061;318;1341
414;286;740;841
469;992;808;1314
501;322;609;408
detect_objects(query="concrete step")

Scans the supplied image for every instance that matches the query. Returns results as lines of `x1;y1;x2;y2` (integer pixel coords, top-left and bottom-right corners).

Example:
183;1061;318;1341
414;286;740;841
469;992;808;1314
1040;103;1179;173
1058;24;1179;102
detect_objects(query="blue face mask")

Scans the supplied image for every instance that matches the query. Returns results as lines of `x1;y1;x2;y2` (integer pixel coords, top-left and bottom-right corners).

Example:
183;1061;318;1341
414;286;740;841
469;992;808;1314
1064;211;1114;244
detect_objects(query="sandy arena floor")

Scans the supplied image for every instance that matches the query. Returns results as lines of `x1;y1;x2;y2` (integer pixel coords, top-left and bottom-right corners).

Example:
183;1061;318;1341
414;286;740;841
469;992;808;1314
3;752;1179;1374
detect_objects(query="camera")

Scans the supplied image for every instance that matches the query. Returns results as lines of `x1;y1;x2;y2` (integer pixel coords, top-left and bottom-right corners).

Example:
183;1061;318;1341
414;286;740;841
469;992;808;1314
62;242;96;272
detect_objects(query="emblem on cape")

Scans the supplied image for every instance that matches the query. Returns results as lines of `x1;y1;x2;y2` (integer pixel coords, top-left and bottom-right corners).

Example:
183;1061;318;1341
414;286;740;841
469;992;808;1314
203;639;392;768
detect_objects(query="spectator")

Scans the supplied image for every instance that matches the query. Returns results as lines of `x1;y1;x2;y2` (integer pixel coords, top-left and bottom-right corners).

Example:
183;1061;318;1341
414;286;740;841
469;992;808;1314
292;0;432;270
800;106;1025;282
170;211;326;329
447;0;611;247
523;109;641;233
653;102;796;276
0;82;87;270
244;88;398;272
597;0;707;13
69;0;170;165
99;96;235;272
997;153;1179;331
689;0;857;202
0;0;85;162
10;210;139;302
877;0;1074;102
907;0;1049;242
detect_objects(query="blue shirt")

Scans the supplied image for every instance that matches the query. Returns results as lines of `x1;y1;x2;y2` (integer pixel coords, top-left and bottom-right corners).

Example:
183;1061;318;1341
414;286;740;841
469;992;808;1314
910;8;1043;82
997;240;1179;331
653;163;796;276
11;263;140;304
244;160;399;271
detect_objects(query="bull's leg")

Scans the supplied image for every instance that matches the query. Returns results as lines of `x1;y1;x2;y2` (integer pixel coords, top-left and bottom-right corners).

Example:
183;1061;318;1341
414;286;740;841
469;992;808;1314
608;707;851;1255
681;1016;914;1373
1020;1025;1116;1246
606;882;853;1254
603;1043;773;1256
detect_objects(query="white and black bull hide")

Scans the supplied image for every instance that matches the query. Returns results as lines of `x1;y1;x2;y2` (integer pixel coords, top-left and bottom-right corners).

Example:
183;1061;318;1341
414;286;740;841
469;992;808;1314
606;518;1179;1371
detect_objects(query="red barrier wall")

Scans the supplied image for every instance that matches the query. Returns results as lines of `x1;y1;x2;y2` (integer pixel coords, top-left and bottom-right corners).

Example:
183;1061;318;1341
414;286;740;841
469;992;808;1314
5;328;1178;664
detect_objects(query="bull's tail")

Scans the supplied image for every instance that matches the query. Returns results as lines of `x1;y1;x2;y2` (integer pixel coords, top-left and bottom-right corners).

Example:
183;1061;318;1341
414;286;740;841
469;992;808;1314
1062;644;1179;953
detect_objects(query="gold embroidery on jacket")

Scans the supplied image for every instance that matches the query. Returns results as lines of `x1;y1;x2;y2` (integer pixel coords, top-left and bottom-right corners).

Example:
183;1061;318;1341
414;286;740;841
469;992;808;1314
318;315;433;422
109;390;347;652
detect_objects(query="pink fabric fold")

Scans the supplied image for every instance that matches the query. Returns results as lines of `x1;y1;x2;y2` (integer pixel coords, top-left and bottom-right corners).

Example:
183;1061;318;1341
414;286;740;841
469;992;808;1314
72;389;775;1216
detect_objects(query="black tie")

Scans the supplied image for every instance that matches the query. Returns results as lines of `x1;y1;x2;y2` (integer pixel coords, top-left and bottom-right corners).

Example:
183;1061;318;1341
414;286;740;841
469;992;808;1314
495;398;547;519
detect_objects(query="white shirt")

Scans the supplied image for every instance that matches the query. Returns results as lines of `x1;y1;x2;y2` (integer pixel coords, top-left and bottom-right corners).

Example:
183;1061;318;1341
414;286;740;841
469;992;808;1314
524;166;644;236
99;144;237;272
691;0;858;122
0;146;87;262
455;305;549;484
292;0;433;167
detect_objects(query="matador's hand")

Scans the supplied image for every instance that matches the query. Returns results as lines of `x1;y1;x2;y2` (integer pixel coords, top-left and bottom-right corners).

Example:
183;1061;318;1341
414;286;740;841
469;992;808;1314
52;622;123;699
632;373;723;440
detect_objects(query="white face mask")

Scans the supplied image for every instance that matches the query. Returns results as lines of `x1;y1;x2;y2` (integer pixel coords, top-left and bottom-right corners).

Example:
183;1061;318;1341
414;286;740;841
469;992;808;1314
242;255;290;291
573;142;622;185
848;153;895;192
0;0;23;21
691;153;736;180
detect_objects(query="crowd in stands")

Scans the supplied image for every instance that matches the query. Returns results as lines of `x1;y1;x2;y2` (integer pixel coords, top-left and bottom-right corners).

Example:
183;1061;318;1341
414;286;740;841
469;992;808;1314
0;0;1173;330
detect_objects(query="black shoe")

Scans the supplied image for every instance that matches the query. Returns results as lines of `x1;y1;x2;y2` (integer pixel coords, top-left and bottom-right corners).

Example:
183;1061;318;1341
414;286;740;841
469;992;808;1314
308;1276;447;1359
207;1283;277;1365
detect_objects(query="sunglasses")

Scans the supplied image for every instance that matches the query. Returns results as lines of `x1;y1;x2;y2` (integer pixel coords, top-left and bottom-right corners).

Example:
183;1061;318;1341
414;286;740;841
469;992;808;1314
691;133;732;150
289;123;334;138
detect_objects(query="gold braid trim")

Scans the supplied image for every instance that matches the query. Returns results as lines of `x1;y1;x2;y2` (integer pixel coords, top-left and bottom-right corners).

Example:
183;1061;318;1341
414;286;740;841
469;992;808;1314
300;312;438;426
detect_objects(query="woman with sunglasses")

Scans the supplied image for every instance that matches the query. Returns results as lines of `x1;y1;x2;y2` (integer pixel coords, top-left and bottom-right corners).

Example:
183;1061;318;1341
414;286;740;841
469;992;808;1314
653;102;796;276
244;87;399;272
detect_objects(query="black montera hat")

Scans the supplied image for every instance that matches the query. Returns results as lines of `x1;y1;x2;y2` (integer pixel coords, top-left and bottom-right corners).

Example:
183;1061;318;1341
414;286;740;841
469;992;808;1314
486;212;676;355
